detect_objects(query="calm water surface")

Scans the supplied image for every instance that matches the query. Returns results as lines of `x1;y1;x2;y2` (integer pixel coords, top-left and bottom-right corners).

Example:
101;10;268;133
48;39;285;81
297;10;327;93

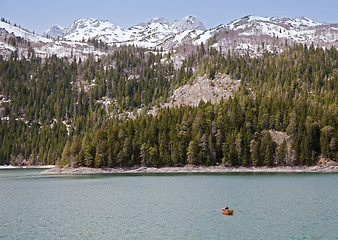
0;169;337;239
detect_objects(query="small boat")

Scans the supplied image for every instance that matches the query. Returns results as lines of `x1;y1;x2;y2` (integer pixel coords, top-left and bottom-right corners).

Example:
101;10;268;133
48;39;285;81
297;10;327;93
221;209;234;215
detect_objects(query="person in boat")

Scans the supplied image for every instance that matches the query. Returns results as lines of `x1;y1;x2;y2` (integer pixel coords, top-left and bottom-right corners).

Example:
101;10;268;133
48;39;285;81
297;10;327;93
224;205;229;210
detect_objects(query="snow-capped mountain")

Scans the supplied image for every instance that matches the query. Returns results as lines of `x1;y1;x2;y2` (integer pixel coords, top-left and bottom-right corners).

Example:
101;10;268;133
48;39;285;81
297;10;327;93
64;18;126;42
42;24;67;39
226;15;329;42
125;16;205;48
0;15;337;59
195;15;338;55
61;16;206;48
58;15;338;52
0;20;104;59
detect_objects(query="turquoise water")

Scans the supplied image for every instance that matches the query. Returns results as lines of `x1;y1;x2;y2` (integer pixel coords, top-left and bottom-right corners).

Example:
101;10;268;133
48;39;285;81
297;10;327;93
0;169;337;239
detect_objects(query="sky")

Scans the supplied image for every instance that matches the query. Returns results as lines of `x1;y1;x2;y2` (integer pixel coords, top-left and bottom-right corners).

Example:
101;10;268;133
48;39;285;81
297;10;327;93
1;0;338;34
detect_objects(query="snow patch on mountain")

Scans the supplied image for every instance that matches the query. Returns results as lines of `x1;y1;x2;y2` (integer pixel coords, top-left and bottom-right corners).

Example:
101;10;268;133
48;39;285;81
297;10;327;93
193;30;214;45
36;40;107;59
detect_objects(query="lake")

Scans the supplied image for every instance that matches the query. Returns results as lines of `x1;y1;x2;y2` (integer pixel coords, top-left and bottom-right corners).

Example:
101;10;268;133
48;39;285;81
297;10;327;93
0;169;337;239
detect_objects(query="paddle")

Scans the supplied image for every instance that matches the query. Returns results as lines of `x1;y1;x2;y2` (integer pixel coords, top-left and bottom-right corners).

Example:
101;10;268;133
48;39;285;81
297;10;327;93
213;210;243;212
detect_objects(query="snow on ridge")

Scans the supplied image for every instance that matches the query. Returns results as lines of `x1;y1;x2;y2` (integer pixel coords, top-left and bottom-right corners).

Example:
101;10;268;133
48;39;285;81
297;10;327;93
0;21;52;43
227;15;324;30
224;15;333;44
287;16;324;27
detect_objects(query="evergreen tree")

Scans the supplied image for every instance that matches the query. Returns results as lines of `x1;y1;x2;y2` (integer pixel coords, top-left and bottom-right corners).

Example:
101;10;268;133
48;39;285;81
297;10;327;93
187;139;199;165
228;145;239;166
261;132;275;166
278;140;287;165
61;140;71;166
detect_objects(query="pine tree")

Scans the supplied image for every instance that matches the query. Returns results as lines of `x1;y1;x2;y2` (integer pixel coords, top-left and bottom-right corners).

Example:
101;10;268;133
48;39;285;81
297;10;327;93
261;132;275;166
187;139;199;165
61;140;71;166
250;139;261;166
83;135;94;167
140;142;149;166
228;145;239;166
278;140;287;165
149;145;159;167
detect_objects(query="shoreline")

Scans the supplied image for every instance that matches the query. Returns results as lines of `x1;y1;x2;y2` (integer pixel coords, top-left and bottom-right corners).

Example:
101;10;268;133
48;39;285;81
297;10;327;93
40;164;338;174
0;165;55;169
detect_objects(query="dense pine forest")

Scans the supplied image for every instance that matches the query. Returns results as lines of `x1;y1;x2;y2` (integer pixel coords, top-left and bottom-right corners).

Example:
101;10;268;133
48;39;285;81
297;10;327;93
0;44;337;167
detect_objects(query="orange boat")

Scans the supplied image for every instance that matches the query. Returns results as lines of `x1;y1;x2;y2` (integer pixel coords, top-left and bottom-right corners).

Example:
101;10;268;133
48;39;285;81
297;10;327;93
221;209;234;215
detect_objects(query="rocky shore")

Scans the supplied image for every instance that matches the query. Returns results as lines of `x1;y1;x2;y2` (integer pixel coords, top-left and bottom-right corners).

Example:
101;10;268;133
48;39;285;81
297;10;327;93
41;164;338;174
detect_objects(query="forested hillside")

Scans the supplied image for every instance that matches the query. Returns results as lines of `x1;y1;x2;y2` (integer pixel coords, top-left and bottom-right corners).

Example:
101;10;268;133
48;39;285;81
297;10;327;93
0;44;337;166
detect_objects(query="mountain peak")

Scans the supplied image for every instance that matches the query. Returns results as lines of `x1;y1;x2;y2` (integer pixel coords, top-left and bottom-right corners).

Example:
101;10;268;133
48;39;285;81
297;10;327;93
63;18;121;41
173;15;206;31
67;18;114;32
42;24;67;39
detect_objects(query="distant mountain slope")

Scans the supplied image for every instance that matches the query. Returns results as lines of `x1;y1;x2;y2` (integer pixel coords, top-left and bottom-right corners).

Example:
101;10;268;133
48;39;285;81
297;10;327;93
0;20;51;43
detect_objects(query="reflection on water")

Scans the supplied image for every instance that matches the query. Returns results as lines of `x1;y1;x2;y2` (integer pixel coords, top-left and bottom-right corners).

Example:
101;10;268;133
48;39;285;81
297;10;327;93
1;169;337;239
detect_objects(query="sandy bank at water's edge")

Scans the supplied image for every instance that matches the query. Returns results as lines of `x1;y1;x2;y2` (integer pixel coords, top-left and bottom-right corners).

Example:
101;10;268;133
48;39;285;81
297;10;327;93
40;164;338;174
